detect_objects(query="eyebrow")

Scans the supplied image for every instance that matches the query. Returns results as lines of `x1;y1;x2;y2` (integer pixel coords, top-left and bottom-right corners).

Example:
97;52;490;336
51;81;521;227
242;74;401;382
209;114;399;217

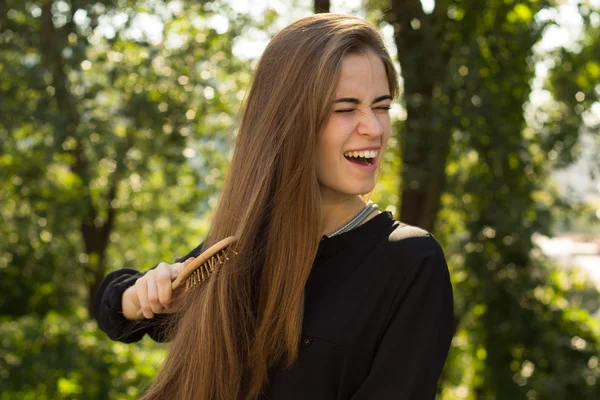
332;95;393;105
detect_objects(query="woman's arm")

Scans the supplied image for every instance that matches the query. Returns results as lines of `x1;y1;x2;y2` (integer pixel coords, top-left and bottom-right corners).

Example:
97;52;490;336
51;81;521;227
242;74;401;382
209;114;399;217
93;268;156;343
350;243;455;400
92;241;205;343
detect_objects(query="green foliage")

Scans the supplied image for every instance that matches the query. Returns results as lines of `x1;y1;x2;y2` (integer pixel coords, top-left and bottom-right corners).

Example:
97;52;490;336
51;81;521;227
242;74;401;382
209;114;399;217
0;309;167;399
0;0;252;316
553;201;600;235
0;1;264;396
1;0;599;399
432;1;600;398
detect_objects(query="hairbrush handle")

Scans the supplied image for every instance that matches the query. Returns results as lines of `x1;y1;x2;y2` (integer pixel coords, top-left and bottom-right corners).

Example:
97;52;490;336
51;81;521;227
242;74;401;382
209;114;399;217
171;236;238;291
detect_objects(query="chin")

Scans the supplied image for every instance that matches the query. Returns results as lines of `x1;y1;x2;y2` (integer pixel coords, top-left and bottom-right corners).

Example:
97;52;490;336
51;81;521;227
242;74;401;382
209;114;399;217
319;178;376;198
348;183;376;196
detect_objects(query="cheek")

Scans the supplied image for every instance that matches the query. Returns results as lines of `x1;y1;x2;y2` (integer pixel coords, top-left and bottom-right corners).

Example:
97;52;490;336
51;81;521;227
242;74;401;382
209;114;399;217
316;140;340;170
318;119;353;155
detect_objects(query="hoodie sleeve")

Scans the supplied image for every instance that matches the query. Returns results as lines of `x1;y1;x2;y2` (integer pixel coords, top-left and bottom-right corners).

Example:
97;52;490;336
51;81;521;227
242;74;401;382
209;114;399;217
350;242;455;400
93;241;205;343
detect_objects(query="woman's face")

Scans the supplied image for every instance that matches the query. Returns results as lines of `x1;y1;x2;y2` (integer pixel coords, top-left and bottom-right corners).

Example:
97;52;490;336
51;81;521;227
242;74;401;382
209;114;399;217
316;49;392;202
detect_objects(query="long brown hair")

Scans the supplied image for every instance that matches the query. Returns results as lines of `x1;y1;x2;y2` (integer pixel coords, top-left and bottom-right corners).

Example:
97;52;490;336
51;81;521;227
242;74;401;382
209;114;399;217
140;14;399;400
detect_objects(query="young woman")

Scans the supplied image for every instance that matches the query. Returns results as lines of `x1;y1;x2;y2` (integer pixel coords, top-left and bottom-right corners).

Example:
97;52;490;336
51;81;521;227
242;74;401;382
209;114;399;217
93;13;454;400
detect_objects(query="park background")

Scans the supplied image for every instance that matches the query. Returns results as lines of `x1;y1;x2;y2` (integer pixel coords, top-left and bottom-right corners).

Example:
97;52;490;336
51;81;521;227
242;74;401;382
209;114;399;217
1;0;600;398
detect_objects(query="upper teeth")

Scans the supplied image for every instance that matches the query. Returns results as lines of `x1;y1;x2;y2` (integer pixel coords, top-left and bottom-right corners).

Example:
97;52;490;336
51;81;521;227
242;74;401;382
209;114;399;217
344;150;378;158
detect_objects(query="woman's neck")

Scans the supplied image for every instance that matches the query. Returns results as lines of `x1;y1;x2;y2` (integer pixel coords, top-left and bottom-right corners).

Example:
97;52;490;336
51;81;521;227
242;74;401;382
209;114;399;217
320;195;378;237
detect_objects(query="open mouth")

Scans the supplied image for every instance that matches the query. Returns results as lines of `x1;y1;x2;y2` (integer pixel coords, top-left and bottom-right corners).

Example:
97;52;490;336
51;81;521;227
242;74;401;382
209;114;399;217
344;150;378;165
344;154;375;166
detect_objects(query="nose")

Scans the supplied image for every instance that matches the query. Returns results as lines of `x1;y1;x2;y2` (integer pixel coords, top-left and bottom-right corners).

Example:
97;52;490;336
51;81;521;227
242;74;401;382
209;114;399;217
356;109;384;137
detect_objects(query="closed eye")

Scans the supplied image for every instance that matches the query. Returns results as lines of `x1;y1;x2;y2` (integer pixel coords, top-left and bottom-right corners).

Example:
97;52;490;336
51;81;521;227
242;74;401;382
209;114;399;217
335;106;391;114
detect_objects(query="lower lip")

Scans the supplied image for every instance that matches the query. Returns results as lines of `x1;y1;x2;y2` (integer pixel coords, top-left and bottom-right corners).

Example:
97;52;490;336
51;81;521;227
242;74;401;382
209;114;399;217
345;156;378;173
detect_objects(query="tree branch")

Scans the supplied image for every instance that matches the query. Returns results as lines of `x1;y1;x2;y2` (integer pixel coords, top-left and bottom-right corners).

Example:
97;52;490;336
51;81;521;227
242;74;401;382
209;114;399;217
40;1;110;314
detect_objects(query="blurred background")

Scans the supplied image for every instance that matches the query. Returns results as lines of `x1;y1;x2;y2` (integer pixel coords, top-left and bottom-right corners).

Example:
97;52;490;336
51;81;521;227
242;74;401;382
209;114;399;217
1;0;599;398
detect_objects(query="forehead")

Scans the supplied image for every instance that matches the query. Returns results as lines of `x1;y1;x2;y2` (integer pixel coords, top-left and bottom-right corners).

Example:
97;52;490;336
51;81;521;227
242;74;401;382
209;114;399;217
336;50;389;95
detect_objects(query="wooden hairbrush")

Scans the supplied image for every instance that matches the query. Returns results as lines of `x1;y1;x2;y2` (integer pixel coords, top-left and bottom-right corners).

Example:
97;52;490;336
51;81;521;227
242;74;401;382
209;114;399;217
171;236;238;292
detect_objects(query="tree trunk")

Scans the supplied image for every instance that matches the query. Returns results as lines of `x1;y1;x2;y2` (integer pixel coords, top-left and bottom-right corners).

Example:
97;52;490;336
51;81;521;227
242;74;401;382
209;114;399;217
388;0;450;232
314;0;330;13
40;1;115;315
81;195;115;314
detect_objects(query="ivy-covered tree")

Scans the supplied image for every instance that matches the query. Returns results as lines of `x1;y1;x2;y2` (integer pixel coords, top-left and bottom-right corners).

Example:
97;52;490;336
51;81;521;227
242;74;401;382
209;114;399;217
363;0;600;397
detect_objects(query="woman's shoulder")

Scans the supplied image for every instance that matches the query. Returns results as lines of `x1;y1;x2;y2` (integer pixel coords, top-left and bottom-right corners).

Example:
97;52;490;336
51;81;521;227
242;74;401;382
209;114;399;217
373;219;448;281
375;220;452;311
383;220;444;255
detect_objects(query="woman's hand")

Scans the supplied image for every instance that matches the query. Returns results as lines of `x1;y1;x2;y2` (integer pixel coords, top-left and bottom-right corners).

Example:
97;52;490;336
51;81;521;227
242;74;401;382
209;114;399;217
122;257;196;320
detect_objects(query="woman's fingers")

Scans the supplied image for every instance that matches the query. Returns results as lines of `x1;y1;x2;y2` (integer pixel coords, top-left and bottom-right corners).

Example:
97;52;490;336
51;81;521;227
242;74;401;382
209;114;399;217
171;257;195;279
164;257;195;313
146;272;165;315
134;276;154;319
130;257;197;319
156;266;173;308
184;257;195;266
124;286;143;320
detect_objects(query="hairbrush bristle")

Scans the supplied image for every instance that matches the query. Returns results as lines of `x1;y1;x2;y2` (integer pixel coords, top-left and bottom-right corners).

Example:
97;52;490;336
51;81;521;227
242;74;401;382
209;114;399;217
184;248;234;291
171;236;238;292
